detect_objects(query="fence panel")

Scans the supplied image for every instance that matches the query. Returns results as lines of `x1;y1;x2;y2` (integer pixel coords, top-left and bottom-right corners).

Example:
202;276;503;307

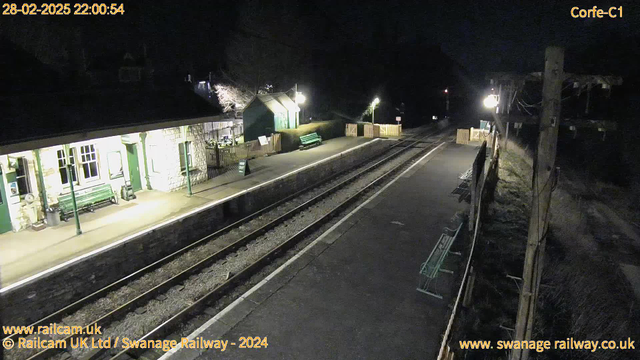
345;123;357;137
377;124;402;137
206;135;281;170
438;128;501;360
456;129;470;144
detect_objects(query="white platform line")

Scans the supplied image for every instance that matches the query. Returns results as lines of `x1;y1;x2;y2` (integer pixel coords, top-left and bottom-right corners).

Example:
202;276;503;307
159;141;446;359
0;139;381;294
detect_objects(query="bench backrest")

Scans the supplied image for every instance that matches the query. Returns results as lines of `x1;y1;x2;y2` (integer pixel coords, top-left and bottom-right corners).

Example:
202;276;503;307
300;132;321;144
58;183;113;210
419;223;463;278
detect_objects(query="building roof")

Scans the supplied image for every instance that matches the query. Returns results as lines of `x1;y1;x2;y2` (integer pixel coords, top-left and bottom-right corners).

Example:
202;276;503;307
0;86;222;154
245;92;299;114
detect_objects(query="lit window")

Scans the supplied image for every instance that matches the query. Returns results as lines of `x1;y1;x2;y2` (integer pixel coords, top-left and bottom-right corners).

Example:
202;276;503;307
178;142;192;172
15;157;31;195
80;144;99;180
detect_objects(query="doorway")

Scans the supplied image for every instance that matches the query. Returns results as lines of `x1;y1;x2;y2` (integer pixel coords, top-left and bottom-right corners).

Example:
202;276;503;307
0;171;12;234
125;144;142;192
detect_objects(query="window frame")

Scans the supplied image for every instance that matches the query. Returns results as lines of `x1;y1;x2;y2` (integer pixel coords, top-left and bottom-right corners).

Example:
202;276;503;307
15;157;32;197
57;148;79;187
80;144;100;182
178;141;193;173
149;144;162;174
107;151;124;180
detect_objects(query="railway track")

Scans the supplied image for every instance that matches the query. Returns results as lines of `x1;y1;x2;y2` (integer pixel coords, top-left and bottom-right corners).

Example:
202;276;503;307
4;126;451;360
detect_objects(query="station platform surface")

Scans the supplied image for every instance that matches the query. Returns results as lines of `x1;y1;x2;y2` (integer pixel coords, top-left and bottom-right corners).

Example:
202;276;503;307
0;136;376;288
167;142;478;360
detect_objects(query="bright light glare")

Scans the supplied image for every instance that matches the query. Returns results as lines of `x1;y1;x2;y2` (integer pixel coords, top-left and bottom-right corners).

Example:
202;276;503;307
372;97;380;107
483;95;498;108
295;92;306;104
444;89;448;93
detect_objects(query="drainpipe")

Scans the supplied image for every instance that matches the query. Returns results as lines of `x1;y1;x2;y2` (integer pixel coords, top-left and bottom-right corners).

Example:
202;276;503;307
181;125;192;196
184;141;192;196
34;149;48;211
64;144;82;235
140;132;152;190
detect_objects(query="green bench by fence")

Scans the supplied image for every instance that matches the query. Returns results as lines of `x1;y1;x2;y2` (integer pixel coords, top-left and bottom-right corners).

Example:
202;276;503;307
299;132;322;149
417;222;463;299
58;183;118;221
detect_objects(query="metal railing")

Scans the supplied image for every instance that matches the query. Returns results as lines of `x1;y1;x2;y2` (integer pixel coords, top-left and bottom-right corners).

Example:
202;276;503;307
437;127;500;360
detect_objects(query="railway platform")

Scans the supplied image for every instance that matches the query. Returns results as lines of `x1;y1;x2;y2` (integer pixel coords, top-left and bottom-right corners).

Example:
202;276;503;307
0;136;375;288
166;141;478;360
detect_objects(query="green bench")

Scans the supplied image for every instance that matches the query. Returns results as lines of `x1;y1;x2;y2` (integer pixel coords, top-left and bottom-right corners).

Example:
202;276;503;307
416;222;463;299
58;183;118;221
299;132;322;150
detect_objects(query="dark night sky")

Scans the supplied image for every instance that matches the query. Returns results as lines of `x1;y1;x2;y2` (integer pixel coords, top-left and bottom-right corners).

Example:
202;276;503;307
314;0;640;73
3;1;639;76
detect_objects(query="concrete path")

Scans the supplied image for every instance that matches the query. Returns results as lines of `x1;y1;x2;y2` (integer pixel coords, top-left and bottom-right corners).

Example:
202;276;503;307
168;142;478;360
0;137;374;287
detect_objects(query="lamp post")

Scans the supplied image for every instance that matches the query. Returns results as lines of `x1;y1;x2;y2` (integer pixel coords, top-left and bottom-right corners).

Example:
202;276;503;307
371;97;380;124
444;88;450;114
295;89;306;128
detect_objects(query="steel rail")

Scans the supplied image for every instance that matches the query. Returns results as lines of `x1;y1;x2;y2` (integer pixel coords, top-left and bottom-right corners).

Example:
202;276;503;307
3;128;428;347
20;128;442;360
110;130;452;360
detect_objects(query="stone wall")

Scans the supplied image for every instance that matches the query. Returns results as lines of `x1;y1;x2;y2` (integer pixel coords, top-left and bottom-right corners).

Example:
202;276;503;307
146;125;207;192
1;139;393;326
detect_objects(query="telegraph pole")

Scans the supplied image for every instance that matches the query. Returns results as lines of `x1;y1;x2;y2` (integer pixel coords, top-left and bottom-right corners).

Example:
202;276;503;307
511;46;564;360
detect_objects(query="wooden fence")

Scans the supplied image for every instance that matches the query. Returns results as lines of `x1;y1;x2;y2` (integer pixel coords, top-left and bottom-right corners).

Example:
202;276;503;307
363;124;402;138
206;133;281;169
456;129;470;144
437;127;500;360
378;124;402;137
345;123;357;137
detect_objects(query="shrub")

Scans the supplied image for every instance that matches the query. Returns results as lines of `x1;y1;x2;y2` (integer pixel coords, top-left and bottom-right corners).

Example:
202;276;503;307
278;119;346;152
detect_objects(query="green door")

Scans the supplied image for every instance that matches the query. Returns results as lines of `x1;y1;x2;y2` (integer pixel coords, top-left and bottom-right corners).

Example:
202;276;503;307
0;172;12;234
126;144;142;192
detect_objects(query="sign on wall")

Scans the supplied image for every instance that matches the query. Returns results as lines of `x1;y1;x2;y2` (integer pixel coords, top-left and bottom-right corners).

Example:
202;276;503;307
8;182;18;197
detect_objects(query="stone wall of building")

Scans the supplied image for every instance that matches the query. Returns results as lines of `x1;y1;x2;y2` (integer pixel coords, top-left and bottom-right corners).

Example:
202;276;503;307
146;124;207;192
37;136;131;211
1;124;209;233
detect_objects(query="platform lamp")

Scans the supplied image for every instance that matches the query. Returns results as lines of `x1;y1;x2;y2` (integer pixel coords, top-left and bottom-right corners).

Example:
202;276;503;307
371;97;380;124
181;125;192;196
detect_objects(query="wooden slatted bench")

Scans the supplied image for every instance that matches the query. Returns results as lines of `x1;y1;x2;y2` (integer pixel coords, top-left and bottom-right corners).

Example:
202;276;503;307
299;132;322;150
416;222;463;299
58;183;118;221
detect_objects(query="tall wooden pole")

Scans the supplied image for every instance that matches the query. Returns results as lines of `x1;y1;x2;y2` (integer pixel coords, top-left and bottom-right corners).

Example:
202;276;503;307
511;46;564;360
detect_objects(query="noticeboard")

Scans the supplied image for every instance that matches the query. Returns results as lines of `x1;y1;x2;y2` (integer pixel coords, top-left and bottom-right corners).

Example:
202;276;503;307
238;159;251;176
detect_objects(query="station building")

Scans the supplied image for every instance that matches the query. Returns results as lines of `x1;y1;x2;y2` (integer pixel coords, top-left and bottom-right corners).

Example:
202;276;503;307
0;87;222;234
242;93;299;141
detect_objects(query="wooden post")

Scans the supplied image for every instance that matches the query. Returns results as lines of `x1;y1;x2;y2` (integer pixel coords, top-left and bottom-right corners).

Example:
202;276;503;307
511;46;564;360
504;122;509;150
